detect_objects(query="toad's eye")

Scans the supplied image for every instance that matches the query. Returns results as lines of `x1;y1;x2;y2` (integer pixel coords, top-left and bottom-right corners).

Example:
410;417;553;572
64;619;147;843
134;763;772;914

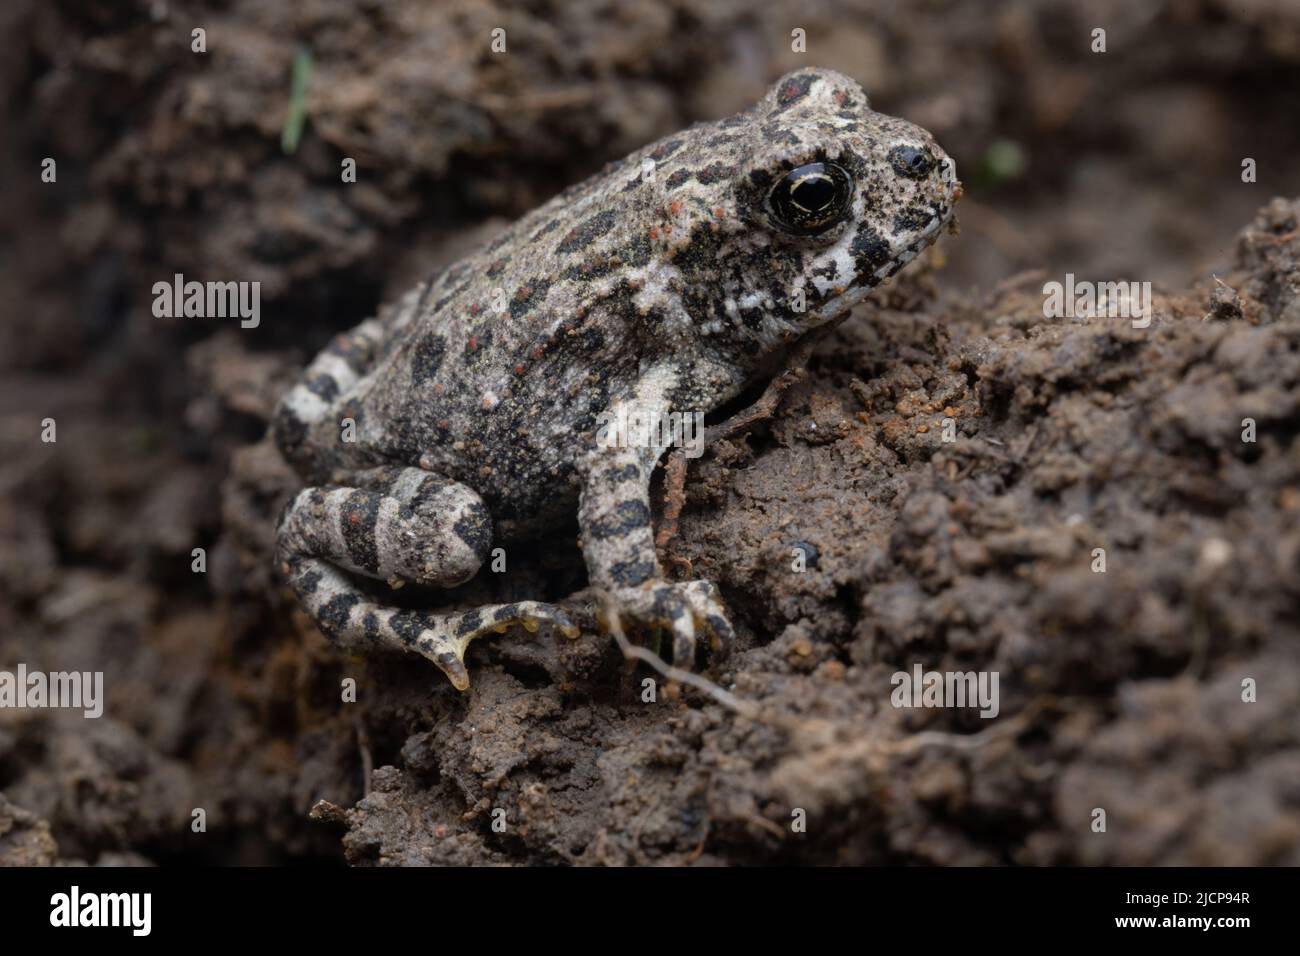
890;146;933;179
767;162;854;236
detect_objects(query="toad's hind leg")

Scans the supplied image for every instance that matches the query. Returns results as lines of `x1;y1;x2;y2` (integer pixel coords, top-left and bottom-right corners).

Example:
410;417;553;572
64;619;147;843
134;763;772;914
276;465;578;690
274;282;427;479
273;315;389;478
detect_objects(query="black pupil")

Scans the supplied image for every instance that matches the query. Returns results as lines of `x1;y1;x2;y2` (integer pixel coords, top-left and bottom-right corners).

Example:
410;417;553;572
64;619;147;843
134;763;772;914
772;162;849;234
908;152;927;172
792;175;835;212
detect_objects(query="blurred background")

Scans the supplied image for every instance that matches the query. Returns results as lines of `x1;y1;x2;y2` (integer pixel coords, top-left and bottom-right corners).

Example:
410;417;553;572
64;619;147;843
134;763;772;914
1;0;1299;865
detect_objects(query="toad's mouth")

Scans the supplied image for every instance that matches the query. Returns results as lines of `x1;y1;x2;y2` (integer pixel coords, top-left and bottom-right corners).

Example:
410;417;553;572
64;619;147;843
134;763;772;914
864;203;957;284
869;172;961;281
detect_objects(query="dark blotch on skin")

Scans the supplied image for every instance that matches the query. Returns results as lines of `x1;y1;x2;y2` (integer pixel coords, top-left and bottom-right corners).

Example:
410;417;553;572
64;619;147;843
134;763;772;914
378;465;406;495
532;218;562;240
318;593;360;641
453;506;493;561
851;227;893;272
465;328;493;358
674;217;725;266
411;476;450;512
639;305;669;333
652;589;687;619
509;278;552;320
558;210;618;254
694;162;730;185
625;234;652;267
273;408;307;457
326;332;374;375
600;462;641;484
590;499;651;539
388;609;426;645
650;137;683;162
813;261;839;282
666;169;691;189
562;257;616;282
455;609;483;637
494;604;521;622
775;72;818;109
760;124;801;146
305;374;339;402
581;327;606;354
893;206;933;235
609;559;656;587
341;490;382;574
412;333;446;385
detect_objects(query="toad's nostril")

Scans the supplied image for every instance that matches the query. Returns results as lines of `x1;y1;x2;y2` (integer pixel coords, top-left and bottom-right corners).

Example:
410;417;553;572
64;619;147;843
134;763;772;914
890;145;933;179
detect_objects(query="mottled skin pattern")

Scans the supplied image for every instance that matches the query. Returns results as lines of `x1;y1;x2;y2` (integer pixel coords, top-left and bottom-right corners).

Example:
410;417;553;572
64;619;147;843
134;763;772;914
274;68;960;691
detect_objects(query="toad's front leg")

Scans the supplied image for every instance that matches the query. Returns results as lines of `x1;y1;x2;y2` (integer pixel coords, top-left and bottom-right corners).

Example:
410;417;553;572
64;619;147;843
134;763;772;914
577;415;734;670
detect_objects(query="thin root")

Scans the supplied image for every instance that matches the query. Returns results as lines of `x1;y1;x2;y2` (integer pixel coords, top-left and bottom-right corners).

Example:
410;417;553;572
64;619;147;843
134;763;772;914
596;589;1041;756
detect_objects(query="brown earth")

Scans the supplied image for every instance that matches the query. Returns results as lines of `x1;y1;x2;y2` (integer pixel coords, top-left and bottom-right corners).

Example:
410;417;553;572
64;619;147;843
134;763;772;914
1;0;1298;865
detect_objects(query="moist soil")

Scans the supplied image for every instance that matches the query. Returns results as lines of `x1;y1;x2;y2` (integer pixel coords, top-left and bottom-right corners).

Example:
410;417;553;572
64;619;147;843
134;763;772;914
2;0;1298;865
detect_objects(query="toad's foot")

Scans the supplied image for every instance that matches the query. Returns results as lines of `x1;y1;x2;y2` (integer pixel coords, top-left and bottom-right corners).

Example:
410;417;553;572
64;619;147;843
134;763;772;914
598;579;734;670
409;601;580;691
